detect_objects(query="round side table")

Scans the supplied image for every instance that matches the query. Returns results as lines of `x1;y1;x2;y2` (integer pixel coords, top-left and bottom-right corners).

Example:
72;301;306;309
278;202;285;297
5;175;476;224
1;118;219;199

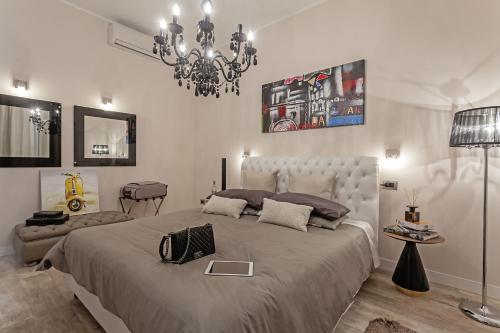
384;232;445;297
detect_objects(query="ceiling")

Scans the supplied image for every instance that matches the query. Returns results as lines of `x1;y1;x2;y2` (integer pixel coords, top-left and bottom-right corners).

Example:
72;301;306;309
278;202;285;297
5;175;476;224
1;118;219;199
62;0;326;43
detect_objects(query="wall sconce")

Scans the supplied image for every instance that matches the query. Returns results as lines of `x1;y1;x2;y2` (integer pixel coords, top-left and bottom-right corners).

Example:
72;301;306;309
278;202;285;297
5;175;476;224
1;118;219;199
102;97;113;110
13;79;29;92
385;148;400;159
242;151;250;159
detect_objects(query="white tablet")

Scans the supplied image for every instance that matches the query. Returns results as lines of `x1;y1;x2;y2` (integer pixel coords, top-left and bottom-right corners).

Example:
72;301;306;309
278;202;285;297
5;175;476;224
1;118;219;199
204;260;254;277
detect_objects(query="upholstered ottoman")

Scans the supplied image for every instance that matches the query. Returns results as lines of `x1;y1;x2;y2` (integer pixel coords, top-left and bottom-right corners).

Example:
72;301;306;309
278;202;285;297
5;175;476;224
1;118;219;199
13;211;133;263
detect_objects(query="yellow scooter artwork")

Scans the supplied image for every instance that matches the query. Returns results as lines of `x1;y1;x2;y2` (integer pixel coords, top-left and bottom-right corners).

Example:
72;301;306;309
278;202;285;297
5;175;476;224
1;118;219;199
62;172;87;212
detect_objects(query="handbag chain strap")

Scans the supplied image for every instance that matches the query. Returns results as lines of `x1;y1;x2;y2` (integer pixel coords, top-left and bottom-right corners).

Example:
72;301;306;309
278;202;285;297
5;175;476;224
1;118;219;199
160;228;192;264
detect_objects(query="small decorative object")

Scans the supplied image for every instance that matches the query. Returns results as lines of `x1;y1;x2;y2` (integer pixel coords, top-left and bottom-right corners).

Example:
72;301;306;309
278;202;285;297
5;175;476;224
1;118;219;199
404;188;420;222
153;1;257;98
211;180;218;194
450;106;500;327
40;169;100;216
262;59;365;133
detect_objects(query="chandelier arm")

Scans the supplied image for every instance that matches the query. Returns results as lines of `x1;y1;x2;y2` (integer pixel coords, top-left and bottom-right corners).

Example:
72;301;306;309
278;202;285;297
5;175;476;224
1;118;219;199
180;58;203;80
213;40;243;64
235;55;253;74
213;59;237;83
160;51;177;67
171;35;202;60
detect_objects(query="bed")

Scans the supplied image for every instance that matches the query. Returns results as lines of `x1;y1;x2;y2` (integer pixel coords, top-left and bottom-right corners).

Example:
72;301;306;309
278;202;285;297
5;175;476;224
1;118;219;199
40;156;379;333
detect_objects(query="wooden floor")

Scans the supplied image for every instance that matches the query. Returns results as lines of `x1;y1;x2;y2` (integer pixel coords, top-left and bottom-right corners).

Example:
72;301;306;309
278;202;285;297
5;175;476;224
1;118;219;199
0;254;498;333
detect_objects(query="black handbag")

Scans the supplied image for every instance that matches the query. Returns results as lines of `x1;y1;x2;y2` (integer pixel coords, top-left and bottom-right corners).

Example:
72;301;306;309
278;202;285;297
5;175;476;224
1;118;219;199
159;223;215;264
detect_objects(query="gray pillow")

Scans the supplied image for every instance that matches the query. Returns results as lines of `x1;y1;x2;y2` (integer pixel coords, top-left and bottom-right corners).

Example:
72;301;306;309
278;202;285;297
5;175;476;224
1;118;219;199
209;189;274;210
269;192;350;221
308;215;346;230
241;207;261;216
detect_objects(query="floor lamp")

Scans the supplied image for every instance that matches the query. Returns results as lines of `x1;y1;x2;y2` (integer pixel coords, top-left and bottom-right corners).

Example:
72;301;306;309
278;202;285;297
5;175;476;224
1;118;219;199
450;106;500;327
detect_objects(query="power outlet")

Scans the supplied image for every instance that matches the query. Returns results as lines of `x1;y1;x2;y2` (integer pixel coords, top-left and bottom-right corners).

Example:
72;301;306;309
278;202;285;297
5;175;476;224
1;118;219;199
381;180;398;190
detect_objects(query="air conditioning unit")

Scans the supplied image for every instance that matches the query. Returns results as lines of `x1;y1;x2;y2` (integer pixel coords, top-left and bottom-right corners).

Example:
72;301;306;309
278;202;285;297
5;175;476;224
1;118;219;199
107;23;160;61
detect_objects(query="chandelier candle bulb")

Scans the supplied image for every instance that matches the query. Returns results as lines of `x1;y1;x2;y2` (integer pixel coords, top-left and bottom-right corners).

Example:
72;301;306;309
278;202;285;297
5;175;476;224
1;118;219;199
203;1;213;15
160;19;167;30
173;4;180;17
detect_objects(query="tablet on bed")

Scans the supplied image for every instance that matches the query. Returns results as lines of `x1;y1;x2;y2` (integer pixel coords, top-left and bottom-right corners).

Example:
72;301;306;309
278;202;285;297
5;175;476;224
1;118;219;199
204;260;254;277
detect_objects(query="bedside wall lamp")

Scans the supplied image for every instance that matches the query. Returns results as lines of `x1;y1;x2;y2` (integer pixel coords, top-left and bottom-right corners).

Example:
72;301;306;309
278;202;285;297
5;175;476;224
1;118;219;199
13;79;29;92
385;148;400;159
242;151;250;159
102;97;113;110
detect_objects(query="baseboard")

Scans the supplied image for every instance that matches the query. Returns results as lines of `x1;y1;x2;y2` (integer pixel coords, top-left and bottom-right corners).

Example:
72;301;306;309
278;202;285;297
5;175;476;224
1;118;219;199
379;257;500;301
0;245;14;257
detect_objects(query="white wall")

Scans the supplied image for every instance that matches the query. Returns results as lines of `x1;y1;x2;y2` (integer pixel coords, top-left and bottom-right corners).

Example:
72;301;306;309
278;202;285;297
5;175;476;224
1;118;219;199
194;0;500;292
0;0;197;251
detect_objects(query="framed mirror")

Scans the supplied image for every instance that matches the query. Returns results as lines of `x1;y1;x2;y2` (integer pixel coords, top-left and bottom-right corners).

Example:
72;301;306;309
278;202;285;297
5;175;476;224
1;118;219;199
74;106;136;167
0;94;61;167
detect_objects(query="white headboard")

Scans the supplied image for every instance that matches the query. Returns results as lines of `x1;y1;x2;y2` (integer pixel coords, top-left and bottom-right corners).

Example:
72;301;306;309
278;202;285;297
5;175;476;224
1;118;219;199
241;156;379;241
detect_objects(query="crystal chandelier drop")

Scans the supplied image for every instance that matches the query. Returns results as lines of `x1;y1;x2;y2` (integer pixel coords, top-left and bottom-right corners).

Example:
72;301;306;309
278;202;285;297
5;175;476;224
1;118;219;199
153;0;258;98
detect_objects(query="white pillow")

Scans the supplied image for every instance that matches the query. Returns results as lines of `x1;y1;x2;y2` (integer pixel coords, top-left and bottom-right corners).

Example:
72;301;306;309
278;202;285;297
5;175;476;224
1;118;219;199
288;169;336;200
308;215;346;230
242;170;278;192
202;195;247;219
258;198;313;232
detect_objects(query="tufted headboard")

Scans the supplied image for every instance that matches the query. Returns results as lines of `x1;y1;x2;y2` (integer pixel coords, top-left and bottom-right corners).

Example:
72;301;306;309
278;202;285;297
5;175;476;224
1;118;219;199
241;156;379;242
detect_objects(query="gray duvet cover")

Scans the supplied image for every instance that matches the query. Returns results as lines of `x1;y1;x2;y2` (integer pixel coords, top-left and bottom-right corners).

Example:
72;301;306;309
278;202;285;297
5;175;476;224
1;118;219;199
41;209;373;333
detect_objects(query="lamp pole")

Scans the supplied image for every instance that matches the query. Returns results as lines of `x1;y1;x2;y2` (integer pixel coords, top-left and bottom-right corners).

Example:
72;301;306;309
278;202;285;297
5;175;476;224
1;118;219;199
459;145;500;327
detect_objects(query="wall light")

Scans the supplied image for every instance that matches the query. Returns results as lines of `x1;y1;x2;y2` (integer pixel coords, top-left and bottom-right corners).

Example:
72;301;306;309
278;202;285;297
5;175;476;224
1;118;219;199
242;151;250;159
13;79;29;92
102;97;113;110
385;148;400;159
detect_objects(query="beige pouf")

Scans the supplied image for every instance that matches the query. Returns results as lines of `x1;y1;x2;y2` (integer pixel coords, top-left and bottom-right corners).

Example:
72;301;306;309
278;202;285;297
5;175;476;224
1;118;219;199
13;211;133;263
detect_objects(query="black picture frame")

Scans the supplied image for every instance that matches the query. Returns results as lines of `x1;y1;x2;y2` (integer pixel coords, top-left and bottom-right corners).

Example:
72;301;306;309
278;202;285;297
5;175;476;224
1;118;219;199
74;105;136;167
0;94;61;168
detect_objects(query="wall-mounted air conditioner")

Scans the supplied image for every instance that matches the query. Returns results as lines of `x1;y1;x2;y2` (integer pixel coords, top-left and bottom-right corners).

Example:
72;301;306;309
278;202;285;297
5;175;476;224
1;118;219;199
107;23;159;61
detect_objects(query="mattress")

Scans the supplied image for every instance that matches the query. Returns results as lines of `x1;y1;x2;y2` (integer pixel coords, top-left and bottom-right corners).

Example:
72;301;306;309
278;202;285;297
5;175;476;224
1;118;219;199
41;208;375;333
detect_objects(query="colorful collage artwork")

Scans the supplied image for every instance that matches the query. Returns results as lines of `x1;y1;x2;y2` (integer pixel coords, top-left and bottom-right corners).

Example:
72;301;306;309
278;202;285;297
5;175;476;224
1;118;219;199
261;59;365;133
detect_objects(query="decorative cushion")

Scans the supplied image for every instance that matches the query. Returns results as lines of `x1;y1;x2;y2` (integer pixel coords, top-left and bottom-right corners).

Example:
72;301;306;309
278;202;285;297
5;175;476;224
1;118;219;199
241;169;278;192
202;195;247;219
288;169;336;200
308;216;346;230
269;192;350;221
258;198;313;232
210;189;274;210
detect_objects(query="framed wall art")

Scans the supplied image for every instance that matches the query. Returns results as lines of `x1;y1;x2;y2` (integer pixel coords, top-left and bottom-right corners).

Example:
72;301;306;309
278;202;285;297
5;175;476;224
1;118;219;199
40;169;100;215
262;59;365;133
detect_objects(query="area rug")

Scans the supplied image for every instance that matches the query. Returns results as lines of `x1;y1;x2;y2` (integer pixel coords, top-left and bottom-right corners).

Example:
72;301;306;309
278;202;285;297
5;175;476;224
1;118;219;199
365;318;417;333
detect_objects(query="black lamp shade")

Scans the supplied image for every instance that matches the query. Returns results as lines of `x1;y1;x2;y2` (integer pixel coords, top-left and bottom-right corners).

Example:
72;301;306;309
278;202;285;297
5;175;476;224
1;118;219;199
449;106;500;147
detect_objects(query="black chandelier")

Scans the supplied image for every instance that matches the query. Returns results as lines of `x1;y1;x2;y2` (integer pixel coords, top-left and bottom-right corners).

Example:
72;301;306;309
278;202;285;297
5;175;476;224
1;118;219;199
29;108;59;134
153;0;257;98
